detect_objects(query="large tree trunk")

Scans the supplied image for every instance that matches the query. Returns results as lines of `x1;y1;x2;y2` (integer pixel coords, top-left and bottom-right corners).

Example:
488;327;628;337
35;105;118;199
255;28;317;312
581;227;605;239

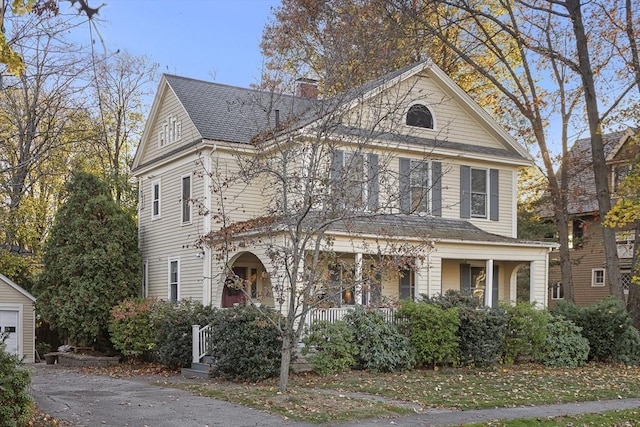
278;334;293;392
566;0;622;300
627;221;640;329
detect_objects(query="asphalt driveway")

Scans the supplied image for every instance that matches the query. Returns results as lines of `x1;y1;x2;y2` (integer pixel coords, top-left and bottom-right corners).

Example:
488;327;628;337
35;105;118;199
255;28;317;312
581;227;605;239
29;363;640;426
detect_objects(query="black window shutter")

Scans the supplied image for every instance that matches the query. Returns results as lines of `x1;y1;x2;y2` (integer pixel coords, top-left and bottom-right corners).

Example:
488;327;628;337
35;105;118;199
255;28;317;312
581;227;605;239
399;158;410;213
460;165;471;219
367;153;379;211
460;264;471;293
490;168;499;221
432;161;442;217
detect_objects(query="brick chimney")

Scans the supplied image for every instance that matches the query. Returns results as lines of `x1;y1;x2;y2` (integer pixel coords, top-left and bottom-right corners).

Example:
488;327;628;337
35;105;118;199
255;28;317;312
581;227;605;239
296;78;319;99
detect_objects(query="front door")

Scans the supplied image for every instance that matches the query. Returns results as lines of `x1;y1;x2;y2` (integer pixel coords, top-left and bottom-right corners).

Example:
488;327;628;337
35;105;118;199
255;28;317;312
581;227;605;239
0;310;19;356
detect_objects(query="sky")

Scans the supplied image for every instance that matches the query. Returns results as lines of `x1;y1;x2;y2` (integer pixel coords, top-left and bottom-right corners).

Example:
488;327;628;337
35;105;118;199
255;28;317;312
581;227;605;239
65;0;281;88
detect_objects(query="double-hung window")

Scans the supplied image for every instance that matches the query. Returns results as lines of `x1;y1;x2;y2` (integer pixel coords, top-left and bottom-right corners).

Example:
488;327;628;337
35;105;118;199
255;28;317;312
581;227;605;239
471;168;487;218
330;150;379;211
591;268;605;287
169;258;180;302
152;180;161;220
460;166;499;221
399;158;442;215
181;175;191;224
550;282;564;300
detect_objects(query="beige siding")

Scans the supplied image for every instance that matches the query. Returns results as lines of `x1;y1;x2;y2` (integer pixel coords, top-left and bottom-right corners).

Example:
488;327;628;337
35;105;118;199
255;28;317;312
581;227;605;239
548;218;610;307
137;86;201;167
0;279;35;363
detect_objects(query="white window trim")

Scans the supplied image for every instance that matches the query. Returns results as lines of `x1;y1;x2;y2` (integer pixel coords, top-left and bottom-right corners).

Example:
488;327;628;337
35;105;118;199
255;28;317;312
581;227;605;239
151;179;161;220
550;282;564;300
470;167;488;219
343;151;369;209
409;159;431;214
181;174;192;225
404;102;437;131
168;257;180;301
591;268;606;287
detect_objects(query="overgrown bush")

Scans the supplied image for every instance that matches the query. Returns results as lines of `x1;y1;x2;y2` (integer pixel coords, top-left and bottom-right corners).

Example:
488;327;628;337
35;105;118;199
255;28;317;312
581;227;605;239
0;335;34;426
151;300;218;369
207;306;283;381
302;320;357;375
537;315;589;367
343;306;414;372
611;325;640;365
551;297;637;363
456;307;507;367
501;302;549;364
109;298;156;359
397;301;459;368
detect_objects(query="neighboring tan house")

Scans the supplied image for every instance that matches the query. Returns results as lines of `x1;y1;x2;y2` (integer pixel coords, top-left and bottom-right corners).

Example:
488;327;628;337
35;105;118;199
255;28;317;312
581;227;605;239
547;129;639;306
132;60;555;321
0;273;36;363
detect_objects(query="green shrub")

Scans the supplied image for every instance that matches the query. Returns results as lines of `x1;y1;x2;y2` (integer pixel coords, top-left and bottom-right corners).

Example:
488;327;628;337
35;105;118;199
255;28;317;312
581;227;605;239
151;300;218;369
611;325;640;365
302;320;357;375
552;297;636;363
0;335;34;427
456;307;507;367
537;315;589;367
343;306;415;372
422;289;482;309
501;302;549;364
396;301;459;368
109;298;156;360
207;306;283;381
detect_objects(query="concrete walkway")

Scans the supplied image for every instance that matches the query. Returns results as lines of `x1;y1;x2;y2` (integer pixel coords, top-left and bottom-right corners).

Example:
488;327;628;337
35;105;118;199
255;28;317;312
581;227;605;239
29;364;640;426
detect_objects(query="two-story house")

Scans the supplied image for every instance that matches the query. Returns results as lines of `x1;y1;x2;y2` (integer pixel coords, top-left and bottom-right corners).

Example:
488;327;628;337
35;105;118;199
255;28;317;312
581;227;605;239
132;60;555;316
548;129;639;306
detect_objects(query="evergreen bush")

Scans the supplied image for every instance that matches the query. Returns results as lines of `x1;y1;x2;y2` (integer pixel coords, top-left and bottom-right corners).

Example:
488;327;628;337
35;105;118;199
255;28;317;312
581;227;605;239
151;300;218;369
551;296;637;363
0;336;33;427
343;306;415;372
109;298;156;359
302;320;357;375
396;300;459;368
537;315;589;367
456;307;507;367
207;306;283;381
501;302;549;364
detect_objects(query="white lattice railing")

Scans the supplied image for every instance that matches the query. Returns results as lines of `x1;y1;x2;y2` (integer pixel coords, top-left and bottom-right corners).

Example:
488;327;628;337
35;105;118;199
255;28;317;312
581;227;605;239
191;307;397;363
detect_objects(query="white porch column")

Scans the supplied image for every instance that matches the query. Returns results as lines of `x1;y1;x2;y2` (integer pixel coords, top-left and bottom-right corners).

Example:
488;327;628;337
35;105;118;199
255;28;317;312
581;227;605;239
355;253;363;304
485;259;494;307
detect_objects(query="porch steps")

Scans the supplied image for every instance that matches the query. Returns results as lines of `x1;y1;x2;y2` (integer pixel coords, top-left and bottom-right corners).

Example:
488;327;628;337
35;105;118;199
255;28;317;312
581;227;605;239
181;362;213;379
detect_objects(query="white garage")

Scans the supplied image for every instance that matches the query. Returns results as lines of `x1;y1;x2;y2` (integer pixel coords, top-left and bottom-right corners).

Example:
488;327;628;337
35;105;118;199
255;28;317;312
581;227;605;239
0;273;36;363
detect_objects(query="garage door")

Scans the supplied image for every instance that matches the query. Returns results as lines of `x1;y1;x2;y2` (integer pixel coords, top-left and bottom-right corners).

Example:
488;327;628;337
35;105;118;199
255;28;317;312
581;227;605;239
0;310;19;356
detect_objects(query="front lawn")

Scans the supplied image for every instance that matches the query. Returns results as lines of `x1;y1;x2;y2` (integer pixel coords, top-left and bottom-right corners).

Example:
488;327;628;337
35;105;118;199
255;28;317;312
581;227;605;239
176;363;640;423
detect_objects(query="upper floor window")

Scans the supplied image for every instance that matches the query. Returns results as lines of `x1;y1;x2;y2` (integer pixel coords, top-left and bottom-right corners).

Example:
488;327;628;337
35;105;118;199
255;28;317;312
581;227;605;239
471;168;488;218
330;150;379;211
152;180;161;220
460;166;499;221
591;268;605;287
181;175;191;224
406;104;434;129
159;114;182;146
613;164;631;192
399;158;443;216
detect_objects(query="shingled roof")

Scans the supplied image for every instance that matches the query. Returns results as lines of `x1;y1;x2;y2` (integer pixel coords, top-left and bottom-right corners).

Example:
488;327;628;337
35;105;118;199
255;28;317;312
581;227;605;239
562;130;632;215
164;74;320;144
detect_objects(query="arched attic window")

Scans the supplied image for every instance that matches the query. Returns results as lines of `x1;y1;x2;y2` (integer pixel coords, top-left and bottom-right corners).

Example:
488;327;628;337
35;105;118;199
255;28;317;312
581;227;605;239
406;104;434;129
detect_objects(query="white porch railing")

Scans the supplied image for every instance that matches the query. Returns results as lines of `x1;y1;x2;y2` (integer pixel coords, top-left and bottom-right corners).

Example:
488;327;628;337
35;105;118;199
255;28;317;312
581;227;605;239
191;324;213;364
191;307;397;364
